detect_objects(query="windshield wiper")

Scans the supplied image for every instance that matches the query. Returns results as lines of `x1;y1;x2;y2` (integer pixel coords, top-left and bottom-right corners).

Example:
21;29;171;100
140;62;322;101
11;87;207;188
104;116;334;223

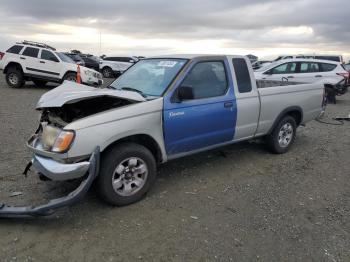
120;87;147;98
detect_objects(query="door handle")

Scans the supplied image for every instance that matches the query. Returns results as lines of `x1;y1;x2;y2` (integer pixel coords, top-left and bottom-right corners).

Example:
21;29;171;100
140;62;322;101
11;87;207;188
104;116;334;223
40;61;46;64
287;76;294;78
315;75;322;78
20;57;26;60
224;102;233;108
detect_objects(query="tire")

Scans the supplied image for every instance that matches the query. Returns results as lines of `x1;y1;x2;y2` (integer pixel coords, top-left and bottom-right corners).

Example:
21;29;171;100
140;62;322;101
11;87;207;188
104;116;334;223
266;115;297;154
6;67;24;88
97;143;157;206
102;67;113;78
33;80;47;87
63;72;77;82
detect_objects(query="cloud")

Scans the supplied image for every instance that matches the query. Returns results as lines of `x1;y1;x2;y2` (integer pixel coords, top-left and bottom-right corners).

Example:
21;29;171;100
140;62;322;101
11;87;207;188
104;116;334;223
0;0;349;60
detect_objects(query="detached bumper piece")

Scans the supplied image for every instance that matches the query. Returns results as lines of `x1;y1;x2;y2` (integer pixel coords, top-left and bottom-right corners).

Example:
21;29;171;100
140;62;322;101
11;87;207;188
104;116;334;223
0;147;100;218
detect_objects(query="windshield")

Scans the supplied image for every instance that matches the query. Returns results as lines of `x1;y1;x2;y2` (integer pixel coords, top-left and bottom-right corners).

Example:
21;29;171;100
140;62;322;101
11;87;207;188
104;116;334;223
109;58;187;97
56;52;75;64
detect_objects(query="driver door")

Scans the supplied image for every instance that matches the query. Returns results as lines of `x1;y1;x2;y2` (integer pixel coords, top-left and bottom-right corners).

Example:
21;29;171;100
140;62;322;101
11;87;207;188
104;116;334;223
163;60;237;156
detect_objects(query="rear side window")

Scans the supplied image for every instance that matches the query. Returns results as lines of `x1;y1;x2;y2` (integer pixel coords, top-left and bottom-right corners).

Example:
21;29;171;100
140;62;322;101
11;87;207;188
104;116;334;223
319;63;337;72
181;61;228;99
6;45;24;54
41;50;59;62
22;47;39;58
232;58;252;93
299;62;320;73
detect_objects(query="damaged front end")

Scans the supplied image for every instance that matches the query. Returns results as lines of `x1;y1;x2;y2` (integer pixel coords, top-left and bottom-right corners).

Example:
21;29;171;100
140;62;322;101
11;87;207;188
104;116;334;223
0;82;146;218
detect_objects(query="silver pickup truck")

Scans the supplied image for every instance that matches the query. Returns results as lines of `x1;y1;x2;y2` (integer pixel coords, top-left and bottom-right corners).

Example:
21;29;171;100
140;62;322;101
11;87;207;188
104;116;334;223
0;55;325;217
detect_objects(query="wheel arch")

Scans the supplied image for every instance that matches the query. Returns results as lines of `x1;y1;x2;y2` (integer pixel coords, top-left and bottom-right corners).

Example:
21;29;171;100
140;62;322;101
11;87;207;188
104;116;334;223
268;106;303;134
101;134;163;164
4;62;23;74
61;71;77;82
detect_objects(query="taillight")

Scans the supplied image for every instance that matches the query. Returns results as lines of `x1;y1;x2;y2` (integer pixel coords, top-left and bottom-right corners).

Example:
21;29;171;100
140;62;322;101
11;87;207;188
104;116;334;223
337;72;350;80
0;52;4;60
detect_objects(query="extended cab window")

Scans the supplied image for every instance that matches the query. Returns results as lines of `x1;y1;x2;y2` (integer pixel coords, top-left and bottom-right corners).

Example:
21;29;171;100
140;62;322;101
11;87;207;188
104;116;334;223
22;47;39;58
6;45;24;54
299;62;319;73
320;63;337;72
181;61;228;99
41;50;59;62
268;62;297;74
232;58;252;93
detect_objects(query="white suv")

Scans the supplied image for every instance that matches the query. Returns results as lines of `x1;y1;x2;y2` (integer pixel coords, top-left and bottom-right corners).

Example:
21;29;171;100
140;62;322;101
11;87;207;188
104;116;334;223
254;59;349;88
0;41;103;88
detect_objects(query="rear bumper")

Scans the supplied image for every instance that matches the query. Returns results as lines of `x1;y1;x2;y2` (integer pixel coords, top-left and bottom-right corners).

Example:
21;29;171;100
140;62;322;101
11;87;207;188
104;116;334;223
0;147;100;218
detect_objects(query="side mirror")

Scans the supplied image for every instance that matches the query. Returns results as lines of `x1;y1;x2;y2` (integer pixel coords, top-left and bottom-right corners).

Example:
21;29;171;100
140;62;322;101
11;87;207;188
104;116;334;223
129;60;135;63
264;70;273;75
178;86;194;101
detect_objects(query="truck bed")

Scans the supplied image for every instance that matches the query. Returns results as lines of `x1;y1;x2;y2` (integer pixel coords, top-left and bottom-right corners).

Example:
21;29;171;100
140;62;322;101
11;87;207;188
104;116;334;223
255;82;324;136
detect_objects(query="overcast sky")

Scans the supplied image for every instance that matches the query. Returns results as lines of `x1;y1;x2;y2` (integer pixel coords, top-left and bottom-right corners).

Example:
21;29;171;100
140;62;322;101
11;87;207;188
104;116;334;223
0;0;349;60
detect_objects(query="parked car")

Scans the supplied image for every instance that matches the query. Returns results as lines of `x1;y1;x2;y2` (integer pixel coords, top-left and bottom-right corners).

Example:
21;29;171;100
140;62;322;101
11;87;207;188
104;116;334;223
99;56;138;78
252;60;272;70
0;41;103;88
309;55;344;63
274;54;344;63
64;53;85;66
80;55;100;72
274;55;306;61
255;58;349;87
0;54;326;217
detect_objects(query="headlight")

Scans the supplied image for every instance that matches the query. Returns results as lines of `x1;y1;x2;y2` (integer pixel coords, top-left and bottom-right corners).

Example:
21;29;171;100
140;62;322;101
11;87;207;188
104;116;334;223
52;130;75;153
41;125;61;150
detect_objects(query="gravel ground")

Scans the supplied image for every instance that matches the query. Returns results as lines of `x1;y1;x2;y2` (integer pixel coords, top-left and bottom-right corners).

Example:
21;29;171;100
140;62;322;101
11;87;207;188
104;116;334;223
0;75;349;262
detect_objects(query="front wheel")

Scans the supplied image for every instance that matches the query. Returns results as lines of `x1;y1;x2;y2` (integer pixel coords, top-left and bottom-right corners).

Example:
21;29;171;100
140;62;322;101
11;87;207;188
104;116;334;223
97;143;157;206
63;72;77;82
266;115;297;154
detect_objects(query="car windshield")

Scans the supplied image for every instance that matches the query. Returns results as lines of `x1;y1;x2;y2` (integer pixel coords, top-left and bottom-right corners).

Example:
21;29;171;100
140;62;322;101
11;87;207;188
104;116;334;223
109;58;187;97
56;52;75;64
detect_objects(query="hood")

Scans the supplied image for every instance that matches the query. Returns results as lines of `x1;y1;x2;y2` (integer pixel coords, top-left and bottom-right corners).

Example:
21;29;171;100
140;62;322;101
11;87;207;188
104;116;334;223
36;81;146;109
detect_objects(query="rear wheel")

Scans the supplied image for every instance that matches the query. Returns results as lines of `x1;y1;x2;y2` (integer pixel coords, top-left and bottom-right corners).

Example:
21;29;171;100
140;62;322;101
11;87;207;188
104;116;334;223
97;143;157;206
102;67;113;78
266;115;297;154
33;80;47;87
6;67;24;88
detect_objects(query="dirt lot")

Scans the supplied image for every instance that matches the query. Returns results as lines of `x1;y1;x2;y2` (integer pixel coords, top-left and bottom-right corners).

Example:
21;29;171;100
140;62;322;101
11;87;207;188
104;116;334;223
0;75;349;262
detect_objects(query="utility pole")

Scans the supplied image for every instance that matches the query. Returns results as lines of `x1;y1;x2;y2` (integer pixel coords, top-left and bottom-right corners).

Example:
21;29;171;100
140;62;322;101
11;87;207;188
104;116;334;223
99;30;102;56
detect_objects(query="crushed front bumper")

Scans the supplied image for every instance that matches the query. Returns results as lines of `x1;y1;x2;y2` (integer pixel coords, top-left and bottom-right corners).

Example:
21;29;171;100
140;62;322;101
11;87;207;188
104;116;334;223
32;155;90;181
0;147;100;218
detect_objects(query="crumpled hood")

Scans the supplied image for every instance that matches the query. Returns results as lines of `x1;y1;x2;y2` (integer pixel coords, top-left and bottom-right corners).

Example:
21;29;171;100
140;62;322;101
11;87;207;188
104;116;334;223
36;81;146;109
